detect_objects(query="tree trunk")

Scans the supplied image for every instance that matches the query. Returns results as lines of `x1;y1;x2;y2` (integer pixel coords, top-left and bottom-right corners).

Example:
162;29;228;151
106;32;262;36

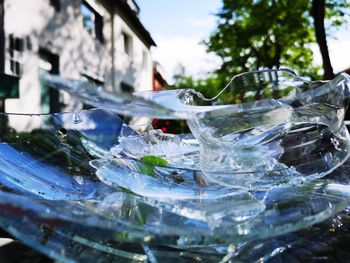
311;0;334;80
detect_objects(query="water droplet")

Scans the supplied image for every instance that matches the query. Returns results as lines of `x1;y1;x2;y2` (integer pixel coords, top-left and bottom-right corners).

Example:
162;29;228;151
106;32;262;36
72;112;82;124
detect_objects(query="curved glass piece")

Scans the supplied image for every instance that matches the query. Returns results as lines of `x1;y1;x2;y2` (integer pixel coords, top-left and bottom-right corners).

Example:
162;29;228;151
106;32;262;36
0;109;350;262
44;69;350;189
185;70;350;189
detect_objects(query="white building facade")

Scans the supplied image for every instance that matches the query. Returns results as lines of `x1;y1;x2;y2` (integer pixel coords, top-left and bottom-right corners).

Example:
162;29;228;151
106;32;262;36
1;0;155;125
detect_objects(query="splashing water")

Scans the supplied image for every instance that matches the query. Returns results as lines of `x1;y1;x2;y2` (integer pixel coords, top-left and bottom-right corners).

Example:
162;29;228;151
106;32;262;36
0;69;350;262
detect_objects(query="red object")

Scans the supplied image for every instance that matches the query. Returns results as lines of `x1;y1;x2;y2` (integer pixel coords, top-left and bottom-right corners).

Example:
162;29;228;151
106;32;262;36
152;119;159;126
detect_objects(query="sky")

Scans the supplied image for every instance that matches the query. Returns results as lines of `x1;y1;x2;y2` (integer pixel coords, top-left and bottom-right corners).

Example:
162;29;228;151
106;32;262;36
137;1;350;82
137;0;222;82
321;26;350;72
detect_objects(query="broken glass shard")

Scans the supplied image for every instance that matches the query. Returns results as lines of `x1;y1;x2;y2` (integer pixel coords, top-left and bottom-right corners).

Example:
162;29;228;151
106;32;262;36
0;69;349;261
44;69;350;189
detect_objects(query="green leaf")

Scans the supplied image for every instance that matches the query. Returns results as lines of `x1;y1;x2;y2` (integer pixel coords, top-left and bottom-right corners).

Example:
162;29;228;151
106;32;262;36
138;164;156;177
138;156;168;177
140;156;168;166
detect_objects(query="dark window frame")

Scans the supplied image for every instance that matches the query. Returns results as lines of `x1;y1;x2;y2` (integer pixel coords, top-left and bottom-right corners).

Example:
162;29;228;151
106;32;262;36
121;81;134;93
81;0;104;43
8;34;24;77
121;31;132;56
39;48;61;113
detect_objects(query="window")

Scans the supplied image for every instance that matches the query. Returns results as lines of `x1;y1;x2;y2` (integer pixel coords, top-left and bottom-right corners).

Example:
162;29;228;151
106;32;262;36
49;0;60;12
121;31;132;56
9;34;24;77
142;51;148;69
81;0;104;43
39;49;61;113
81;3;94;35
121;82;134;93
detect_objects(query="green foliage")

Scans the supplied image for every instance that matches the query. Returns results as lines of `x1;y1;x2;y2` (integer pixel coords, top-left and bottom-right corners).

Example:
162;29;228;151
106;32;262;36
173;74;225;99
169;1;349;106
325;0;350;28
139;155;168;177
140;155;168;167
172;65;226;99
206;0;321;80
171;67;300;105
171;0;350;113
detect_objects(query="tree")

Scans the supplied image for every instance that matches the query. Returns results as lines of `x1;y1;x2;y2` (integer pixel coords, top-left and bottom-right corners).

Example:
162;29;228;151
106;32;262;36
312;0;334;79
311;0;349;79
207;0;349;80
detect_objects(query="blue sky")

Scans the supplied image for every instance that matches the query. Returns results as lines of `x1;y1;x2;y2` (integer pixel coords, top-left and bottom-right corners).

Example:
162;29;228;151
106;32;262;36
138;0;221;37
137;1;350;81
138;0;222;82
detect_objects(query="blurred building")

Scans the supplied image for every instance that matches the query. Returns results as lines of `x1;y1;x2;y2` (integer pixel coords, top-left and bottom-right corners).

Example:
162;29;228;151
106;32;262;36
0;0;156;130
152;61;167;91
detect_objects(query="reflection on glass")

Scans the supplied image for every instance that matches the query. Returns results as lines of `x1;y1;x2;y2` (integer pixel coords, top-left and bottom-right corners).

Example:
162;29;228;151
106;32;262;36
0;70;350;262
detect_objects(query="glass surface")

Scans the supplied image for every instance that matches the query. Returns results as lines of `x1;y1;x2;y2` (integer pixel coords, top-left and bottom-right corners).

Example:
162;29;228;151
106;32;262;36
1;108;350;262
44;69;350;189
1;70;350;261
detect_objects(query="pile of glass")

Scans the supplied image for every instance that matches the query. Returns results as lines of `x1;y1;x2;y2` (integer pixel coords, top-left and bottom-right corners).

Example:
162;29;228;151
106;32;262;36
0;69;350;262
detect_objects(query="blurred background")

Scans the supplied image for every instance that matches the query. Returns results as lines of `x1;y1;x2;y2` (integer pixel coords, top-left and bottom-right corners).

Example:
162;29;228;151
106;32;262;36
0;0;349;132
139;0;350;96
